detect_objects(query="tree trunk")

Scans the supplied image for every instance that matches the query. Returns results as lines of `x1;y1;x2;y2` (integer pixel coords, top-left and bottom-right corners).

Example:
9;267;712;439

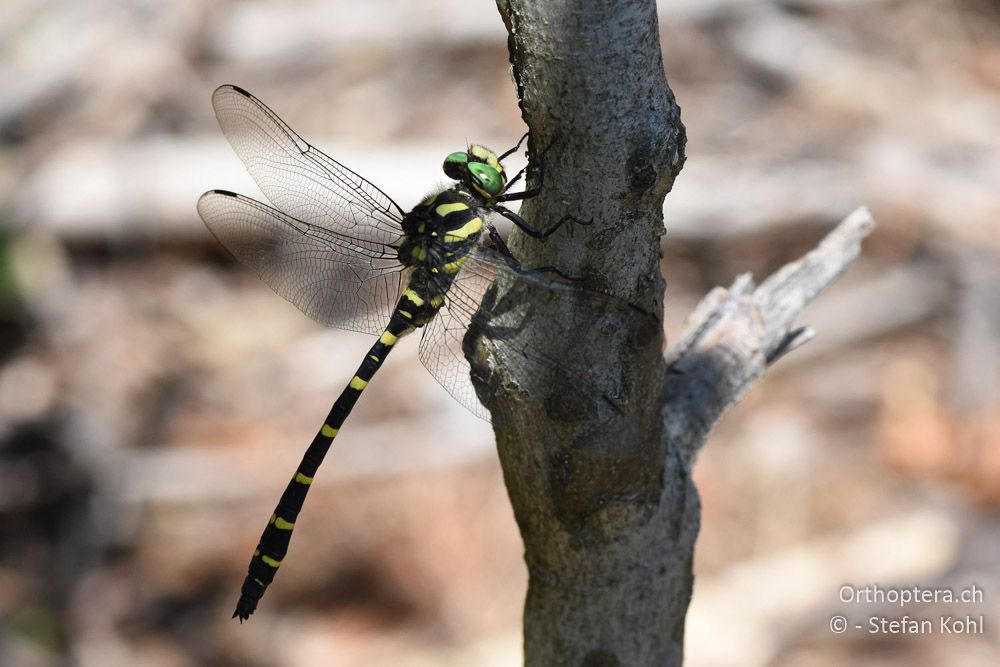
491;1;688;665
487;2;875;666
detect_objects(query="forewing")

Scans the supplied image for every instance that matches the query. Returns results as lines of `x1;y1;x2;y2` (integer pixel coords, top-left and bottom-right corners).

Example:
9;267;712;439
198;190;405;335
211;84;404;246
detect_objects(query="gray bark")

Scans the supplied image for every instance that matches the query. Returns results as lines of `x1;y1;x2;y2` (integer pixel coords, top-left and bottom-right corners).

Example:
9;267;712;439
488;1;874;665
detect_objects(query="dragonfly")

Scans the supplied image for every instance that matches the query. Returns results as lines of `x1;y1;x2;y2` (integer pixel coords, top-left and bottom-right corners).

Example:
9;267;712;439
197;84;644;621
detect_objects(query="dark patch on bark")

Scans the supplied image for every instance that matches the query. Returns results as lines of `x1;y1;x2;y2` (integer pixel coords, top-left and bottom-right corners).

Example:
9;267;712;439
581;649;621;667
546;442;664;542
629;309;662;350
542;368;599;423
626;145;658;194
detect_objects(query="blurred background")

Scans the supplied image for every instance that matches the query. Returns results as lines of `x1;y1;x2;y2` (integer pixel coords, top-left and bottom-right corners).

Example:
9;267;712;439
1;0;999;665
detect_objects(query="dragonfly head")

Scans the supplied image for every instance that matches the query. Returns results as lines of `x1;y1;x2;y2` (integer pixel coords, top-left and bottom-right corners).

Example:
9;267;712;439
443;144;506;200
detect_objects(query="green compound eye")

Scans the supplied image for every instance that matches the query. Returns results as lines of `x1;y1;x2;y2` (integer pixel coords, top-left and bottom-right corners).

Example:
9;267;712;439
468;162;503;196
443;151;470;180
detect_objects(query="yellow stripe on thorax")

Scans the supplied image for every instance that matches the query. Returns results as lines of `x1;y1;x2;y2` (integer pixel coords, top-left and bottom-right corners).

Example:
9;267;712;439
444;217;482;242
435;202;468;217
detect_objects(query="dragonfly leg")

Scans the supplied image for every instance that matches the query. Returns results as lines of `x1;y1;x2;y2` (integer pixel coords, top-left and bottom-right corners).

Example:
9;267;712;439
496;133;555;202
498;132;529;161
503;166;526;193
495;139;592;236
494;205;592;240
485;225;579;282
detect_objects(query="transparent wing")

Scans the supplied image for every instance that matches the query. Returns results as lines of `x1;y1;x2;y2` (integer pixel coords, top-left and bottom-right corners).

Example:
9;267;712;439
211;84;404;246
417;257;497;421
418;243;653;422
198;190;405;336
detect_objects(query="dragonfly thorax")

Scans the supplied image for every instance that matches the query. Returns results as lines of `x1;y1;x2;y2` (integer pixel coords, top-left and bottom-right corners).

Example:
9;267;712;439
395;184;487;325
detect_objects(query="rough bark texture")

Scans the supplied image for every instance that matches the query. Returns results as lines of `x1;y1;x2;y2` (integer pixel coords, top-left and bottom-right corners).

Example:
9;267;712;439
491;1;686;665
488;1;873;665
